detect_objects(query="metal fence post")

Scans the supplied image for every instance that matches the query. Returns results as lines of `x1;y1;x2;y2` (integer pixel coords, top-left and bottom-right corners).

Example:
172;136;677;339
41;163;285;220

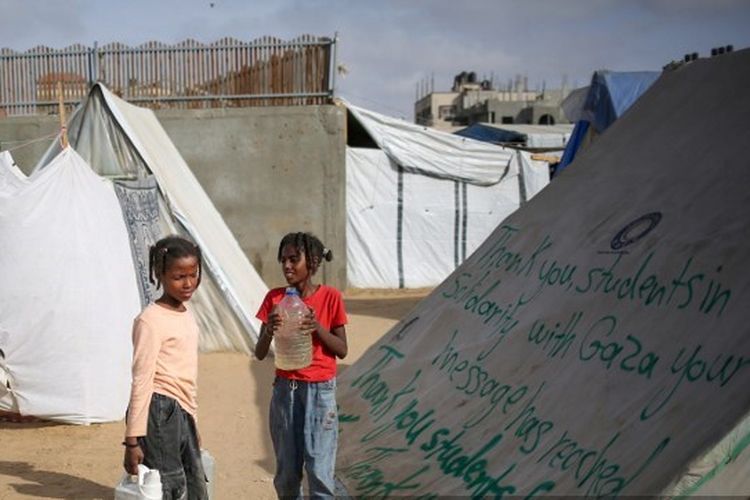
330;32;338;99
88;41;98;87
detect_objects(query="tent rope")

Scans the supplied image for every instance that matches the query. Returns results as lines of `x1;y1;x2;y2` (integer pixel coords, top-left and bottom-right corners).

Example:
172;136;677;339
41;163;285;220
2;132;59;153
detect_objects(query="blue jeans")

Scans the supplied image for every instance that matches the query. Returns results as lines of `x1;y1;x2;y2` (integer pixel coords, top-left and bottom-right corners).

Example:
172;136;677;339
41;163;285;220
270;377;338;499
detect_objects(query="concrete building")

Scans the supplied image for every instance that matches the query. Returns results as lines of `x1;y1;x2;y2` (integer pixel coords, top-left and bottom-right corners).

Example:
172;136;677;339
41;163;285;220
415;71;571;129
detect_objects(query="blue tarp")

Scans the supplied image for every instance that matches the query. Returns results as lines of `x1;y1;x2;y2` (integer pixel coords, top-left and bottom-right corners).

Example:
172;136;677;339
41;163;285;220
585;71;661;133
556;70;660;176
454;123;525;144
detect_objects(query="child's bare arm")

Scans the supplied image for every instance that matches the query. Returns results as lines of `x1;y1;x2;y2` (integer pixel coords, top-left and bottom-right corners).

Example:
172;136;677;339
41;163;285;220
303;309;347;358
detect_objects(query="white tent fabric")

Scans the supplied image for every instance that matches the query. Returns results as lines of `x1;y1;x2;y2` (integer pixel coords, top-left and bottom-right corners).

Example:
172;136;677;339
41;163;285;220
346;148;528;288
335;49;750;497
0;151;27;194
347;103;514;185
0;148;140;423
518;150;551;200
34;84;267;353
94;85;267;347
345;105;550;288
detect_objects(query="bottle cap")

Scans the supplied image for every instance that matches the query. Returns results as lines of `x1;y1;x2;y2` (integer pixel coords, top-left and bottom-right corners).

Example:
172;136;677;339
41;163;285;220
285;287;300;295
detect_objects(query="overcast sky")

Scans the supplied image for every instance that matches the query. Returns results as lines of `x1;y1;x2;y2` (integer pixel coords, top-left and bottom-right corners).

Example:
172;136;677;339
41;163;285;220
1;0;749;119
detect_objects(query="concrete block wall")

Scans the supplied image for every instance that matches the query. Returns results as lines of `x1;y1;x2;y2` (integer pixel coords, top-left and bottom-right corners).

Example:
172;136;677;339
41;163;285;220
156;105;347;290
0;105;348;290
0;115;59;173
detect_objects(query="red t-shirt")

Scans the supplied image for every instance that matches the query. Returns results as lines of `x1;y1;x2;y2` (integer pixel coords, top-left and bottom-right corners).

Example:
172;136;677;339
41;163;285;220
256;285;348;382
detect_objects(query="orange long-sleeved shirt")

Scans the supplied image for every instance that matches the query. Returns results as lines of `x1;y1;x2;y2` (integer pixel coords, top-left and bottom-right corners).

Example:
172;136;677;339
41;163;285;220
125;303;199;437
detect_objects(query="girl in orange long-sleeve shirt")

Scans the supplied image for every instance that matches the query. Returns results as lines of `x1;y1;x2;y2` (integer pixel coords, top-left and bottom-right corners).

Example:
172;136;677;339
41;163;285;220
123;235;209;500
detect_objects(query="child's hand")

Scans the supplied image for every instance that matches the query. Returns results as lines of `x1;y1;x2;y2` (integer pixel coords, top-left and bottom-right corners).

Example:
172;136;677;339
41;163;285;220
123;444;144;475
299;307;318;335
267;306;282;336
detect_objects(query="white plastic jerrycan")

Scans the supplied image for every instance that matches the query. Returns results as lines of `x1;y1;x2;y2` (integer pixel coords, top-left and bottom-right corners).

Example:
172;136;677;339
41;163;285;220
201;449;216;499
114;464;163;500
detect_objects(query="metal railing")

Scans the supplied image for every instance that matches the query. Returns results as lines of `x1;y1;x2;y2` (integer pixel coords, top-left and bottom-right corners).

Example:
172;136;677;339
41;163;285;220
0;35;336;117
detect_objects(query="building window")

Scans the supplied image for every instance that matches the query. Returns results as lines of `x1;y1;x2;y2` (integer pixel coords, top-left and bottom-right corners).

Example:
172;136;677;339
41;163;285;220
438;105;456;120
501;116;514;124
539;114;555;125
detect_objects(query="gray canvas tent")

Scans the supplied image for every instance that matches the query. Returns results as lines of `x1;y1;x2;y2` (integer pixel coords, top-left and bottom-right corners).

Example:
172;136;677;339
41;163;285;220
334;49;750;497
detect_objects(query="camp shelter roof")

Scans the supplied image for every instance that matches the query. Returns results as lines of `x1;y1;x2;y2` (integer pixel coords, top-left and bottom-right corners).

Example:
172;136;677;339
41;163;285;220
455;122;574;149
346;102;514;186
335;48;750;497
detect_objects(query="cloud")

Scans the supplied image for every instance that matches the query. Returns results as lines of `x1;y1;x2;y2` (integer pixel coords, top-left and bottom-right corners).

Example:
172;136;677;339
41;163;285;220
1;0;749;119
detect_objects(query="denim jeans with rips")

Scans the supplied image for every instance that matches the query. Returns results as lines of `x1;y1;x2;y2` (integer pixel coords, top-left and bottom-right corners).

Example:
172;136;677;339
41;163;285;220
139;393;209;500
270;377;338;499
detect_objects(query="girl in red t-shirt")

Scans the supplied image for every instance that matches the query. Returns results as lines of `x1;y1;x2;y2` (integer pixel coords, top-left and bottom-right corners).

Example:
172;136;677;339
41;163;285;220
255;231;348;498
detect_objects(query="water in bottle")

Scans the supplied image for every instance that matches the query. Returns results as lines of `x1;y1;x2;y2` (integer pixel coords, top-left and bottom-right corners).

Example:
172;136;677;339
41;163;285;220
274;287;312;370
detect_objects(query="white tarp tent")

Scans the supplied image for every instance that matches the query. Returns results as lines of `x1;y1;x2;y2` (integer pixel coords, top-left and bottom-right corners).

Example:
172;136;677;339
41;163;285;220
1;148;140;423
345;103;550;288
335;49;750;497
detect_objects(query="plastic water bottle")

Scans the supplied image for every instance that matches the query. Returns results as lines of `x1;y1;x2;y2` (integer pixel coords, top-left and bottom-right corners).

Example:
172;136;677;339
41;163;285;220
114;464;163;500
274;287;312;370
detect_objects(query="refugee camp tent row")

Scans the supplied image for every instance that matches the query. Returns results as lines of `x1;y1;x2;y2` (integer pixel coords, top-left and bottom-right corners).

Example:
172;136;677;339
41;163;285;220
0;84;268;424
345;103;551;289
335;49;750;497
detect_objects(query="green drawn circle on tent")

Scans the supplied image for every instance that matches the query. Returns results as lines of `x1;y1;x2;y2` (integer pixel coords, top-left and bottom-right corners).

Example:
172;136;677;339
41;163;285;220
611;212;662;250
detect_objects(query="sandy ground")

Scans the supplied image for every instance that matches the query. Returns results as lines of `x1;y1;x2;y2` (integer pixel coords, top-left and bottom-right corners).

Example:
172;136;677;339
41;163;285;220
0;289;429;500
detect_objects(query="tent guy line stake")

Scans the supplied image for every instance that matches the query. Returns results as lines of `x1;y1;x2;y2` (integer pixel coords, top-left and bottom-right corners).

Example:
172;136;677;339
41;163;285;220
57;81;69;148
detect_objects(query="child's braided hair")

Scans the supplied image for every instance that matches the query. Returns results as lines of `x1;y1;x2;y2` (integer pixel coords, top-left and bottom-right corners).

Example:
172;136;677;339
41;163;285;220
148;235;203;289
277;232;332;274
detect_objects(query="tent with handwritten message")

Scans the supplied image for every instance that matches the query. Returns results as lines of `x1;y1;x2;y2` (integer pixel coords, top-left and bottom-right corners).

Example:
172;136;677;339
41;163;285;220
335;49;750;497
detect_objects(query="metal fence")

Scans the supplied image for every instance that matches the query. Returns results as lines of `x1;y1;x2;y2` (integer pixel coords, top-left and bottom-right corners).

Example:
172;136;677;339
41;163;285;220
0;35;337;117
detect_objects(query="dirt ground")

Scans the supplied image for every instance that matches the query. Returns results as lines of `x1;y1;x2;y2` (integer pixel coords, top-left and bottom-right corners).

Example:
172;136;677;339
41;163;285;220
0;289;430;500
